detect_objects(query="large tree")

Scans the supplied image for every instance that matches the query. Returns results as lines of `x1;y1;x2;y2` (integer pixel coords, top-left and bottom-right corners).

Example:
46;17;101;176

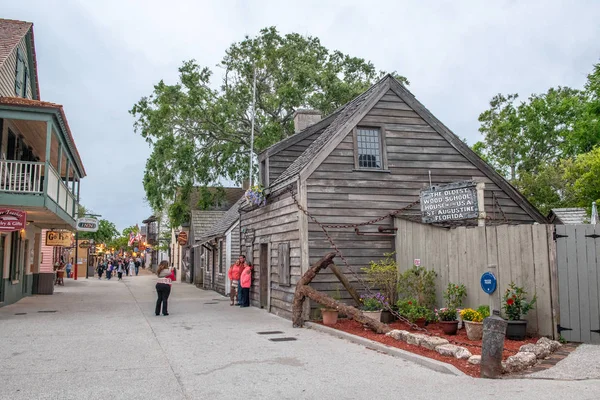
474;61;600;214
131;27;407;224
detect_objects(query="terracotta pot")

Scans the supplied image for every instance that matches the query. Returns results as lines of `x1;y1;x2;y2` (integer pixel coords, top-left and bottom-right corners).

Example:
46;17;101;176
363;310;382;322
439;320;459;335
464;320;483;340
506;319;528;340
321;309;339;326
413;317;427;328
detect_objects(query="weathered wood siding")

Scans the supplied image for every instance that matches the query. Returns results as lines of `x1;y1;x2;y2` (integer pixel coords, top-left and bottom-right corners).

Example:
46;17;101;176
230;222;240;261
0;35;33;99
394;219;556;338
240;192;300;319
268;129;323;183
304;89;537;312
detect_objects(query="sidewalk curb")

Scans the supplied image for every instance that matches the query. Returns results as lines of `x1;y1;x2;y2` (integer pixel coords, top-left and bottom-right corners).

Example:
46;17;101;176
305;322;466;377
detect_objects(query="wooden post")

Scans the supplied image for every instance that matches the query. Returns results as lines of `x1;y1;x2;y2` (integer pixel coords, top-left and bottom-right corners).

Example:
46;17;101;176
329;263;361;307
477;182;486;227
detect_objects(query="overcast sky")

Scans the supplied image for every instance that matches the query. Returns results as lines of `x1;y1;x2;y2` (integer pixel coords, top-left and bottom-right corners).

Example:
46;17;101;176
4;0;600;231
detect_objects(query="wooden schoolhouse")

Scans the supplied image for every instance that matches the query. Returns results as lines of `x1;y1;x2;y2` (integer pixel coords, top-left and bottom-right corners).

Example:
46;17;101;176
237;75;546;319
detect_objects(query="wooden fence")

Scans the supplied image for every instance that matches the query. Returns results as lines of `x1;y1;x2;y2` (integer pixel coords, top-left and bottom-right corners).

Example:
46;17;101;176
394;219;557;338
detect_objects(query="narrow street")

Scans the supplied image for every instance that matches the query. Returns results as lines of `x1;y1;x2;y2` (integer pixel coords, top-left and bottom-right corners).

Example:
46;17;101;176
0;274;597;400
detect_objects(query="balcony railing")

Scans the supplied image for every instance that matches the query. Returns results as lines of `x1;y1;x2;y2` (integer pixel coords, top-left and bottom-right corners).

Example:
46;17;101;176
0;160;76;218
0;160;44;193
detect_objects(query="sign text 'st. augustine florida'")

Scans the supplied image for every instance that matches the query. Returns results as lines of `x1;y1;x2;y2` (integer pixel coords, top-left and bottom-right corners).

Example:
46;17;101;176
420;181;479;223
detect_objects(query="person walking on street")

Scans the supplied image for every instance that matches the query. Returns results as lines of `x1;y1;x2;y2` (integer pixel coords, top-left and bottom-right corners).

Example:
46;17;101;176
240;262;253;308
106;262;113;280
227;255;245;306
97;263;104;279
117;262;124;281
128;259;135;277
155;260;176;316
66;259;73;278
134;258;140;276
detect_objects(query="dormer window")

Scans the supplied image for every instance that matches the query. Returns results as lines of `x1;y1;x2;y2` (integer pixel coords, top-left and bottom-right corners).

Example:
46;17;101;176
355;127;386;170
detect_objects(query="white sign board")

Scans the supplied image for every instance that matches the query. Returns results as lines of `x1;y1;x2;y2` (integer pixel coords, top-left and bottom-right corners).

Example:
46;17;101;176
76;217;99;232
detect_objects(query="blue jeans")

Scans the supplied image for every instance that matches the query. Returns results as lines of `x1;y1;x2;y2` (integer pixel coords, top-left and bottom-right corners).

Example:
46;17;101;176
237;282;243;305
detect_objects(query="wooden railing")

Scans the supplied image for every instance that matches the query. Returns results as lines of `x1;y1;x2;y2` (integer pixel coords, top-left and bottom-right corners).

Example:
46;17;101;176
0;160;76;218
0;160;44;193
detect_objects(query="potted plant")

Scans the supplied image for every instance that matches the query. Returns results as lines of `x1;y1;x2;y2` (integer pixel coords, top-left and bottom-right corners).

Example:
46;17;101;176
321;286;342;326
460;308;484;340
443;283;467;309
397;298;430;328
363;253;399;323
360;293;386;322
437;308;459;335
502;282;537;340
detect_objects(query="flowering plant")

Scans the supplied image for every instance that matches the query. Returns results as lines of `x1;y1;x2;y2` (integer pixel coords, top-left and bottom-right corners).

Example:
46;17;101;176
244;185;267;207
443;283;467;309
460;308;483;322
437;307;458;322
396;298;432;323
502;282;537;321
360;293;387;311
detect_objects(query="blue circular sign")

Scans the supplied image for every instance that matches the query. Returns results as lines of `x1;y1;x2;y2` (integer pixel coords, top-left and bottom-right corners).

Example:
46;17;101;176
480;272;497;294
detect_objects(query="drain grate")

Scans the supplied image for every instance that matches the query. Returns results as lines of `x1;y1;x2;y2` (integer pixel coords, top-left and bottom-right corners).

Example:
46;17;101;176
203;302;218;305
14;313;27;315
37;310;57;313
269;337;297;342
257;331;284;335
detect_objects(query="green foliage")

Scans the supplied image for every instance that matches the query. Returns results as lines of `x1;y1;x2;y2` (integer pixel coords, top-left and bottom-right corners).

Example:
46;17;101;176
443;283;467;309
460;308;483;323
396;298;431;323
502;282;537;321
476;305;490;319
360;293;386;311
131;26;408;220
362;252;399;305
397;265;437;309
475;61;600;213
437;307;458;322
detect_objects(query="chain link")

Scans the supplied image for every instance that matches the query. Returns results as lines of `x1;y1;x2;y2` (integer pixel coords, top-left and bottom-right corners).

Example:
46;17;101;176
286;185;512;353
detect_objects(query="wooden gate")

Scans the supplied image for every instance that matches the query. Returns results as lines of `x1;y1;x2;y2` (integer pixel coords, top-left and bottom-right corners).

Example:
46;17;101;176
556;224;600;344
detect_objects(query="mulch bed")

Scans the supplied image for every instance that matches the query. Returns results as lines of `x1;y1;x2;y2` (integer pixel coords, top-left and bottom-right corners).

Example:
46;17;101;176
319;319;539;378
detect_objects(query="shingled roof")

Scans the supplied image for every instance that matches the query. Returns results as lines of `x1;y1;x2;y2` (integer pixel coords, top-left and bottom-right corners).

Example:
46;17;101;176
269;75;390;189
197;196;244;243
187;187;245;211
0;19;40;98
548;208;588;225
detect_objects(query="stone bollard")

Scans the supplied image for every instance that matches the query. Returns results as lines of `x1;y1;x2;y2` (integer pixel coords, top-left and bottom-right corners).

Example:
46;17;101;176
481;313;507;378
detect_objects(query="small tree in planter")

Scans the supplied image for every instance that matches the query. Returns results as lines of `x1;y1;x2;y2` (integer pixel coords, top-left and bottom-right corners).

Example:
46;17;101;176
437;308;459;335
440;283;466;334
321;286;342;326
502;282;537;340
397;298;431;328
398;265;437;309
363;253;399;323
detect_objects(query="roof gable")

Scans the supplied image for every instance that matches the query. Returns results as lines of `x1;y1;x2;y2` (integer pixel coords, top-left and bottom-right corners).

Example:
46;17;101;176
197;196;244;242
188;187;245;211
270;75;391;189
0;19;40;99
548;208;588;224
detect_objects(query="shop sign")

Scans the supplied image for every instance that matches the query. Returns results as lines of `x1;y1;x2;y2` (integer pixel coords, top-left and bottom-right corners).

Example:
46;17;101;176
46;230;73;247
177;231;188;246
0;209;27;232
76;217;99;232
79;240;91;249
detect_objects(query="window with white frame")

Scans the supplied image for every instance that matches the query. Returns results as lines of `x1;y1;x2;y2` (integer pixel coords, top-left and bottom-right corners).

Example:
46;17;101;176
356;127;383;169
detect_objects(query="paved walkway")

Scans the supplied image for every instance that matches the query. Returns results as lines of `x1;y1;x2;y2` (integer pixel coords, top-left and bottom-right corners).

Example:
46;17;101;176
0;274;599;400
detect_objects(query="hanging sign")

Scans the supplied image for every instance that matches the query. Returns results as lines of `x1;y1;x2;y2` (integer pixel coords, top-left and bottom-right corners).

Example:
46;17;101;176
480;272;497;294
177;231;188;246
420;181;478;223
46;230;72;247
0;209;27;232
76;217;99;232
78;240;91;249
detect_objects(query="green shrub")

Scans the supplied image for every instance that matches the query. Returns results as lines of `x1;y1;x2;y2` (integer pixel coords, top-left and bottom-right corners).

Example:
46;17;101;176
398;265;437;309
362;253;399;305
477;305;490;319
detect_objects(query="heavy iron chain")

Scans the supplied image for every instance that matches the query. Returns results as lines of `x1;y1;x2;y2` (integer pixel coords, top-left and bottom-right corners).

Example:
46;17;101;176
286;185;510;353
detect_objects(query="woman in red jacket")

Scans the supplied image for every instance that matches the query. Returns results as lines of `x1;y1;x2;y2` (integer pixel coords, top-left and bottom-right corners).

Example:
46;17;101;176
227;255;245;306
240;262;253;308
